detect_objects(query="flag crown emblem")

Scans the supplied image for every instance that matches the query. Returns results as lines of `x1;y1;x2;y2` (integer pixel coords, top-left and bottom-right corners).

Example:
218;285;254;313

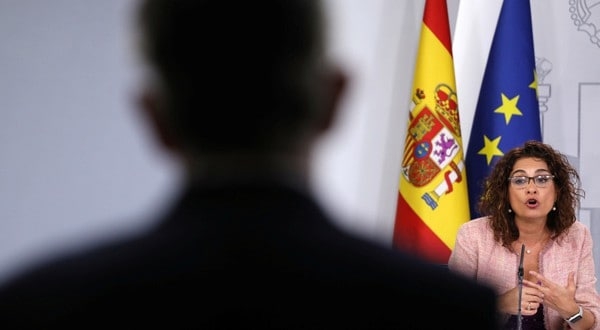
434;84;460;136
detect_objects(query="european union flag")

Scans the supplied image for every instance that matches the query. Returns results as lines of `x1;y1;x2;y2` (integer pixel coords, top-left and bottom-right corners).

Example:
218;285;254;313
465;0;542;218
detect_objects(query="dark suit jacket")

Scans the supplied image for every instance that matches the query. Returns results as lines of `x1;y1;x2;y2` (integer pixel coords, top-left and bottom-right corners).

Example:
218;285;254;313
0;178;498;329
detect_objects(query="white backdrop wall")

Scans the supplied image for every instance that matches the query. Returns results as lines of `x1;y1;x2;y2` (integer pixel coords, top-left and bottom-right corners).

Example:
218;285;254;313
0;0;599;287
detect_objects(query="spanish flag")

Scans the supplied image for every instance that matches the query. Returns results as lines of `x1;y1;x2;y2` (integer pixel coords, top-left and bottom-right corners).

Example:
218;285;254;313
392;0;469;264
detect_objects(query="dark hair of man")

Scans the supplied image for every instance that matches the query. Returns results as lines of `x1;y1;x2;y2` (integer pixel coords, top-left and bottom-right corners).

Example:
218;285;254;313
478;140;585;248
137;0;328;154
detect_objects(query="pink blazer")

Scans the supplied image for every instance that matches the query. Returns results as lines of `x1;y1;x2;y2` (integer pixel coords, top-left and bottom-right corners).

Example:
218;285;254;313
449;216;600;329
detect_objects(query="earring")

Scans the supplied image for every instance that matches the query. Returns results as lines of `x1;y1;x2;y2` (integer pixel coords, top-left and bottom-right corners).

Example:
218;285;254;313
552;206;556;211
508;209;512;213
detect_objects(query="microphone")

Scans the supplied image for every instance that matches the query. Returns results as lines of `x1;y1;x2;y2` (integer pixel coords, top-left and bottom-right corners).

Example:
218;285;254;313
518;243;525;280
517;243;525;330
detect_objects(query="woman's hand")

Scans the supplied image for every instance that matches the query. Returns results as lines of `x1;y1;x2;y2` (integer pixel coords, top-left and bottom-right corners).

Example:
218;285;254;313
498;282;545;315
525;271;579;318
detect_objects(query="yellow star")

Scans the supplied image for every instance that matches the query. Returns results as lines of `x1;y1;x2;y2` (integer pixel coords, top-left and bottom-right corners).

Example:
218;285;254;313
494;93;522;124
478;135;504;165
529;69;538;98
529;70;538;90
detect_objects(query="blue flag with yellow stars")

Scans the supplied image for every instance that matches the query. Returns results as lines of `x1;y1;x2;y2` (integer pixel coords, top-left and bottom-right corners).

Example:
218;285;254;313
465;0;541;219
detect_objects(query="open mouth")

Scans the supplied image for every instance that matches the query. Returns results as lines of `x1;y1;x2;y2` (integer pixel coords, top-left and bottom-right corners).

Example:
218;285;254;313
526;199;538;207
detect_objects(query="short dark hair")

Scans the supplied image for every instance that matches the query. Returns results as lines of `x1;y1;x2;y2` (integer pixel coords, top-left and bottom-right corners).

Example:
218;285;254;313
137;0;327;153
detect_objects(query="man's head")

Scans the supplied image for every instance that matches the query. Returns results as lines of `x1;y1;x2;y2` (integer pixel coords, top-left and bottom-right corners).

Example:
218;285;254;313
136;0;346;159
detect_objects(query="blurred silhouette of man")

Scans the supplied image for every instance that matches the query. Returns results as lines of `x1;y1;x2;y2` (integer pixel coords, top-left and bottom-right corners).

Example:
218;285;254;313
0;0;498;328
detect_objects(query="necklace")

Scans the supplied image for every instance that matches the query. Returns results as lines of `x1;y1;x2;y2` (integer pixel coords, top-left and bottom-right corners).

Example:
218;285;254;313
518;233;548;254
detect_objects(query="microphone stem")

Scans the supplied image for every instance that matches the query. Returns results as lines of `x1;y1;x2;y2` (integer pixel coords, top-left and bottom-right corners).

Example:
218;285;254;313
517;244;525;330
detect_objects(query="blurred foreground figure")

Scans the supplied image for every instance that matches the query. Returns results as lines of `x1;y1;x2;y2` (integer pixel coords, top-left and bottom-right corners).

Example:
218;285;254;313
0;0;498;328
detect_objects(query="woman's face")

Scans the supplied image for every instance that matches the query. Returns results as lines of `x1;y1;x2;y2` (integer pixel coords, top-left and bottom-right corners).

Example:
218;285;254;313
508;157;557;222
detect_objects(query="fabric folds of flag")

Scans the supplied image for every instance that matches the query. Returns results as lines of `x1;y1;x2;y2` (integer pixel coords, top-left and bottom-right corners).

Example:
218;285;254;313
465;0;542;219
392;0;469;264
